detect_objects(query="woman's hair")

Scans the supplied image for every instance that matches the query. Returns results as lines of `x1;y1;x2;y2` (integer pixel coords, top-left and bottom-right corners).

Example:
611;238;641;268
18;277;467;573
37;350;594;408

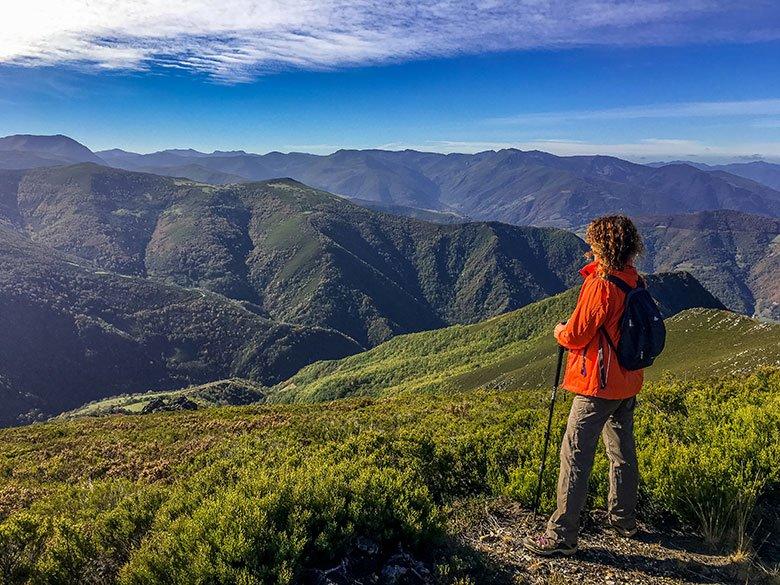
584;215;644;277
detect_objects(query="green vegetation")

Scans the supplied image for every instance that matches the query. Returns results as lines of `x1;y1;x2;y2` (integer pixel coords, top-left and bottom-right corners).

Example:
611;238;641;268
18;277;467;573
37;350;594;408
270;288;773;404
0;164;589;348
59;379;266;419
0;224;359;426
0;369;777;583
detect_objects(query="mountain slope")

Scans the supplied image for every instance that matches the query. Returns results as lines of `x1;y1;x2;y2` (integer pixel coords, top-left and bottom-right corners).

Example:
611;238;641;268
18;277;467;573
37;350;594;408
0;134;105;168
0;164;588;347
269;272;743;404
636;210;780;319
0;224;361;426
136;163;247;185
710;161;780;191
652;160;780;191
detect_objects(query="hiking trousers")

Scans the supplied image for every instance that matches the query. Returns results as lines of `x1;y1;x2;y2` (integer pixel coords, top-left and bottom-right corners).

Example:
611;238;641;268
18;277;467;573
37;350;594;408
545;394;638;546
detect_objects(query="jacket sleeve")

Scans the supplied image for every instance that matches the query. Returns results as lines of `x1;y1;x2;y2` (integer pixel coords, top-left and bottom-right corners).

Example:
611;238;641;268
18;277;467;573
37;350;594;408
555;277;610;350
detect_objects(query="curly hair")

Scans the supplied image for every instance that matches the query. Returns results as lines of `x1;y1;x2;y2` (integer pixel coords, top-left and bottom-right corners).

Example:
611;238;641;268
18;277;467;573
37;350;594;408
584;215;644;278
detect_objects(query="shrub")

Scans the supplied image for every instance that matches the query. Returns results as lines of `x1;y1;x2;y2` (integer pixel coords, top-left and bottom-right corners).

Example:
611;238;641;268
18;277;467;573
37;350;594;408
119;459;439;584
0;369;777;581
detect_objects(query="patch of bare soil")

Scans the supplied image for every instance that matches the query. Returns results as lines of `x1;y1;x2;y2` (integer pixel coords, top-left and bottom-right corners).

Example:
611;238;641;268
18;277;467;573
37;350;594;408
454;498;778;585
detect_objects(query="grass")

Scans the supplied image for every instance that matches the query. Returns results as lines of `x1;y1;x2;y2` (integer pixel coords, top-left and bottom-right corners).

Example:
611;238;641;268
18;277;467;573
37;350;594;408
60;379;266;418
0;369;778;583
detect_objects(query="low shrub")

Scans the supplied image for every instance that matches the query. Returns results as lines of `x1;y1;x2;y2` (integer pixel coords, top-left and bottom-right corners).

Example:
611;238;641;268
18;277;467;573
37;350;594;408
0;369;777;582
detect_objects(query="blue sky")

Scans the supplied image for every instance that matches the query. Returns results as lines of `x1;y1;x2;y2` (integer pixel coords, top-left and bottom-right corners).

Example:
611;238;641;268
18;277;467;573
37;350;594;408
1;1;779;162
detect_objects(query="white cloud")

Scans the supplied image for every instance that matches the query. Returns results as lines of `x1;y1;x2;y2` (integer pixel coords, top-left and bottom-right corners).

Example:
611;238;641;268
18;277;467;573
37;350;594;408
375;138;780;162
1;1;778;82
489;99;780;125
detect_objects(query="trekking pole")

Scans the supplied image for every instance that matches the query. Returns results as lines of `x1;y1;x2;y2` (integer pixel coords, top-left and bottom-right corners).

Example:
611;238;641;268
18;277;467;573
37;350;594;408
532;342;566;515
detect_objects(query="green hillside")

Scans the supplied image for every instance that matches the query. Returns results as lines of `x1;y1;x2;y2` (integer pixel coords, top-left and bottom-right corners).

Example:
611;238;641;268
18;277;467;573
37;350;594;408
0;164;588;347
0;224;359;426
0;369;777;583
271;279;776;404
59;378;266;419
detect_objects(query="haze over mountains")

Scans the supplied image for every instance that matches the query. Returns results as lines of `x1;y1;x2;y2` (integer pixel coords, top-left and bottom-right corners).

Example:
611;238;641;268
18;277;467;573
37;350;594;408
2;134;780;227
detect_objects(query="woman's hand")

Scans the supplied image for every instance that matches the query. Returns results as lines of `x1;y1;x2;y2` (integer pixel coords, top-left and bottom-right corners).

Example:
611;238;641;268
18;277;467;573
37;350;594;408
554;322;566;339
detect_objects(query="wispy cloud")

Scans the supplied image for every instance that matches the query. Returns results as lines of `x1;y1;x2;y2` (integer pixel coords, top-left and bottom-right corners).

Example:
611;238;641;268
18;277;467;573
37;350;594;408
489;99;780;125
376;138;780;162
2;1;779;82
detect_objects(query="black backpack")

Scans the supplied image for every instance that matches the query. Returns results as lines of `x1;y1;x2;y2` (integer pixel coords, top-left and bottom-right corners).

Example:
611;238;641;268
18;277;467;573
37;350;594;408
600;275;666;370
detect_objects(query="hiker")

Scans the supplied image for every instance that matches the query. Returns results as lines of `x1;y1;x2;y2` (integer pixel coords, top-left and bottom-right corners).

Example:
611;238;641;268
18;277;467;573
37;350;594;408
523;215;647;557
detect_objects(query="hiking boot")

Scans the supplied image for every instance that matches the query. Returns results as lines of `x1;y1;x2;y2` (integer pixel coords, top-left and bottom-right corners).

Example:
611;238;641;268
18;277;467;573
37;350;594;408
522;534;577;557
607;520;638;538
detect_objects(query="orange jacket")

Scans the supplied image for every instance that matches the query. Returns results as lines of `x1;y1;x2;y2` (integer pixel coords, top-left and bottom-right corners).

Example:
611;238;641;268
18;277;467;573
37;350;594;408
555;261;644;400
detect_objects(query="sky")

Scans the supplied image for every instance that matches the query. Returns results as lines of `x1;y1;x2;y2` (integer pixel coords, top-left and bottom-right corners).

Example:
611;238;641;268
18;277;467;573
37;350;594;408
0;1;779;162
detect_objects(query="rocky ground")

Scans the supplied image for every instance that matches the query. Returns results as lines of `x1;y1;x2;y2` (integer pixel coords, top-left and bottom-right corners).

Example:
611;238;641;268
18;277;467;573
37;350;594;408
308;498;778;584
454;499;777;584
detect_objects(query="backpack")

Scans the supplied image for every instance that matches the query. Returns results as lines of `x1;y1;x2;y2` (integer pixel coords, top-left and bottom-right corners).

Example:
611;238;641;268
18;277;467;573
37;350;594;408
600;275;666;371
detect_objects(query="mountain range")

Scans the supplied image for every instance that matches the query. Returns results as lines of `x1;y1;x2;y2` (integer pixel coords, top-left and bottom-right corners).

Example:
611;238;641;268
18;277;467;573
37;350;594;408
2;134;780;228
95;147;780;228
1;134;778;425
650;160;780;191
0;162;600;424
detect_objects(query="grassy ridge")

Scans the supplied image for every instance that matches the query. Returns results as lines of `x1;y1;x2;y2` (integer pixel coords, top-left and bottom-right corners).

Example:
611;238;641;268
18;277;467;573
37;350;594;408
0;370;777;583
59;379;266;418
270;290;779;404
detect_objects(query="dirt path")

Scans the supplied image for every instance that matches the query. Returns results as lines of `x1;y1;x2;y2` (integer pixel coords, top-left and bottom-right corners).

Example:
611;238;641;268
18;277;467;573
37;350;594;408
453;499;775;584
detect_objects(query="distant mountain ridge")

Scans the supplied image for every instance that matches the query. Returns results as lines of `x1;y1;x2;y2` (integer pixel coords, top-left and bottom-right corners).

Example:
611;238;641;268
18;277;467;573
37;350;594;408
0;134;106;168
650;159;780;191
2;135;780;228
99;146;780;227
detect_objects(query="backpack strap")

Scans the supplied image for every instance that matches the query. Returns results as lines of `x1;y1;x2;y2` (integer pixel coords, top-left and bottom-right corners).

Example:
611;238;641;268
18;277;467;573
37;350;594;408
600;274;635;353
600;327;617;352
605;274;633;294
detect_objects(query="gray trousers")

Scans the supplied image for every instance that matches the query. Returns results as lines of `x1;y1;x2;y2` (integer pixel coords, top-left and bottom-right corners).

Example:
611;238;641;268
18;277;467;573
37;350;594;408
545;394;639;546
